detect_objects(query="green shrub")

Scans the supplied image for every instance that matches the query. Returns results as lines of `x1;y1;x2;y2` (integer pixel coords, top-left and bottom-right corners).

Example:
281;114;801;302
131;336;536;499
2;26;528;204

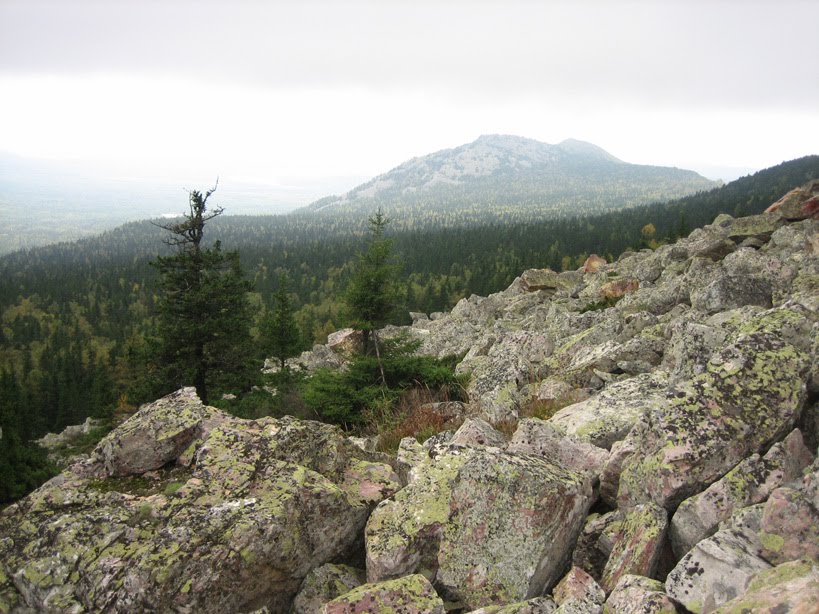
299;337;466;430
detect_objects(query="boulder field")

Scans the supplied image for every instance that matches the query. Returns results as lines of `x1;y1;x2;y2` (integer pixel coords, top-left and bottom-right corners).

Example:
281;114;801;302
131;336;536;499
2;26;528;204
2;181;818;612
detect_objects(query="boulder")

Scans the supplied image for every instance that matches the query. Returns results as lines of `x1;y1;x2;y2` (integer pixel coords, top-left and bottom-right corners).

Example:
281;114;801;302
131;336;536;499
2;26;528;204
764;179;819;220
583;254;607;274
0;391;401;613
552;567;605;613
710;559;819;613
718;212;785;243
322;574;445;614
666;517;772;613
451;417;507;448
549;372;670;450
662;318;727;383
600;503;668;594
600;278;640;301
678;226;736;261
326;328;363;358
670;429;814;558
519;268;577;294
460;329;554;422
757;465;819;566
604;575;679;614
419;317;482;359
508;418;609;480
292;564;366;614
96;387;221;476
690;272;773;314
467;597;557;614
617;332;808;511
365;445;594;610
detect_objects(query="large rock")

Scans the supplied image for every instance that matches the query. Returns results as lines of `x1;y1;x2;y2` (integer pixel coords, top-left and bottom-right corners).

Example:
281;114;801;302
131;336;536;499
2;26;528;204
326;328;363;359
583;254;607;274
96;387;221;476
666;512;772;613
508;418;609;480
322;574;445;614
292;564;366;614
552;566;605;613
451;417;507;448
668;459;819;612
710;559;819;613
662;318;728;383
365;445;594;610
690;272;773;314
467;597;558;613
600;503;668;594
604;575;679;614
670;429;814;558
718;212;786;243
519;268;578;294
617;332;809;511
756;463;819;566
0;390;399;613
459;329;554;422
765;179;819;220
549;372;670;450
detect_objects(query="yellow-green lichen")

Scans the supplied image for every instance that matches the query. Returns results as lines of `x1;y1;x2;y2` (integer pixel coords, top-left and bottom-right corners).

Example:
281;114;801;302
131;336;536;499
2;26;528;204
759;532;785;552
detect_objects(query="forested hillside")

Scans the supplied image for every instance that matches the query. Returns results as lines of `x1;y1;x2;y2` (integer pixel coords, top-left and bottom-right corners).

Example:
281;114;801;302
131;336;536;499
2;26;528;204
307;134;718;220
0;154;817;502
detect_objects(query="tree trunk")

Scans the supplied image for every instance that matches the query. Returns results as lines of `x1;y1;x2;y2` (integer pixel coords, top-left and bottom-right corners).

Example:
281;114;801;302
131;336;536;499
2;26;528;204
372;329;387;388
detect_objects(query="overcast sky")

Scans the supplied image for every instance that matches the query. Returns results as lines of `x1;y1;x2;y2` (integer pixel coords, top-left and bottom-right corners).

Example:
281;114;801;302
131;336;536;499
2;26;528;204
1;0;817;187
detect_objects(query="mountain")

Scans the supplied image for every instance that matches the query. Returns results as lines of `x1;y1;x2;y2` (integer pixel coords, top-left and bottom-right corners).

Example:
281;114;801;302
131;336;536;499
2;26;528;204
306;134;719;220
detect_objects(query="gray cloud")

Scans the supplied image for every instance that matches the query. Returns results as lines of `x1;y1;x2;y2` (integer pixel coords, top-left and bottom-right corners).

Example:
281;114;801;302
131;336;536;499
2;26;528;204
2;0;818;111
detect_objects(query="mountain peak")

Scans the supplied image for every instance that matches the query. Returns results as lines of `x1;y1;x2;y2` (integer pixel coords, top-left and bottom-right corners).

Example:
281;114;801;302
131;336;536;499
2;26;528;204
557;138;623;163
306;134;717;218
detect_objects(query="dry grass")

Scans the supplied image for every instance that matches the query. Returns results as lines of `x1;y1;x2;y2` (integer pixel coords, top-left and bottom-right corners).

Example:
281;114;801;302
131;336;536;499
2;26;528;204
519;397;574;422
367;388;464;453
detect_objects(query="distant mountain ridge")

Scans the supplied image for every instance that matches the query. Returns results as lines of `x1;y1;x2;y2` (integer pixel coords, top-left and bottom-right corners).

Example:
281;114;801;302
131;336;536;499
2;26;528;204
306;134;718;219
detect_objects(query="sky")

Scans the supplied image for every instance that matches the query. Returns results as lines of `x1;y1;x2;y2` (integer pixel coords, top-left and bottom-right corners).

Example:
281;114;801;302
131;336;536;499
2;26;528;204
1;0;818;190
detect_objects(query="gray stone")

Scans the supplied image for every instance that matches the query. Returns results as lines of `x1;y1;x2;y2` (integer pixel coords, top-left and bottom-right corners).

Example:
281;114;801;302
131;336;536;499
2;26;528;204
670;429;814;558
600;503;668;594
604;575;679;614
617;332;809;512
0;399;398;613
450;417;506;448
365;445;594;610
666;522;772;613
508;418;609;480
549;372;670;450
710;559;819;613
552;567;605;613
322;574;445;614
292;564;366;614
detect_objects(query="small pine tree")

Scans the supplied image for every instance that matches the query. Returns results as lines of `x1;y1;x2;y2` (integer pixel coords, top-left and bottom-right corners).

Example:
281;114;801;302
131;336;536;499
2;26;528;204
151;183;253;405
265;273;302;371
345;208;401;383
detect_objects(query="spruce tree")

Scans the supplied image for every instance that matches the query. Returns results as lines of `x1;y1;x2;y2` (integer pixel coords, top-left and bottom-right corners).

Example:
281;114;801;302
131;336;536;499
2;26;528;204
152;183;253;405
344;208;400;382
265;273;302;371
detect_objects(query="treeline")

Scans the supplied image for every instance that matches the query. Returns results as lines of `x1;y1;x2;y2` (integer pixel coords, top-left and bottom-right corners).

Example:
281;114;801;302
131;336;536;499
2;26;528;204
0;154;817;502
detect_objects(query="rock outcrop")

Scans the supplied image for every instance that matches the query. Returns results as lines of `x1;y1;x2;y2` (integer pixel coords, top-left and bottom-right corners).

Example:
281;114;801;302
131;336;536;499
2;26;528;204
0;389;399;613
2;181;819;612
